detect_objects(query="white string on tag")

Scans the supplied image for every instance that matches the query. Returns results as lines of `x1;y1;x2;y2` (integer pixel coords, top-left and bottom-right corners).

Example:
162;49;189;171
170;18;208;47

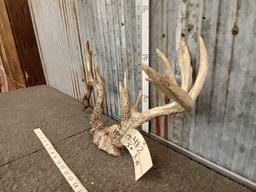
34;128;88;192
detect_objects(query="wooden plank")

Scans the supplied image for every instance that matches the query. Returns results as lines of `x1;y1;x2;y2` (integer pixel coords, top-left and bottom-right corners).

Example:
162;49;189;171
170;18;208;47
0;55;8;92
4;0;46;86
0;0;26;90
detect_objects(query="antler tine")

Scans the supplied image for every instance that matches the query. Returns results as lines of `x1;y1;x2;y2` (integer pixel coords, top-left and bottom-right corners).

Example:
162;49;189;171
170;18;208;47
119;71;131;120
188;36;208;100
156;49;177;84
94;66;103;88
136;37;208;126
141;64;193;110
82;41;95;110
131;89;142;112
86;41;95;84
178;41;193;92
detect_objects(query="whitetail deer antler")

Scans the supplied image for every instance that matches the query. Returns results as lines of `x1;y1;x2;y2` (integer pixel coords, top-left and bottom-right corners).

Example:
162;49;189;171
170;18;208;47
83;37;208;156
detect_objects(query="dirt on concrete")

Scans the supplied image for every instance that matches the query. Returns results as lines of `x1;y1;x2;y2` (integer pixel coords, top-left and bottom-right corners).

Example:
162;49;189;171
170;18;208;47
0;85;253;192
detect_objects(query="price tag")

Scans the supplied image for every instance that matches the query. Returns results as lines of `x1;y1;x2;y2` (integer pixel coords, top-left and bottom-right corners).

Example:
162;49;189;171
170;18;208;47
34;128;88;192
121;128;153;181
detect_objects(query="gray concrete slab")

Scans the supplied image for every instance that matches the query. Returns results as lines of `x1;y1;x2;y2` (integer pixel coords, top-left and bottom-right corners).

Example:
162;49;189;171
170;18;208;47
0;85;112;165
0;86;252;192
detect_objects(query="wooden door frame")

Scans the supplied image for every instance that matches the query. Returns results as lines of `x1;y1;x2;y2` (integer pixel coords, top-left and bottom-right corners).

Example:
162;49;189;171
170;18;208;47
4;0;46;87
0;0;26;90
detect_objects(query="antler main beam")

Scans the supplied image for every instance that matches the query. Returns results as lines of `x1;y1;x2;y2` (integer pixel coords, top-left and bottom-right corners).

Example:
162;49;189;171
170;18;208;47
83;37;208;156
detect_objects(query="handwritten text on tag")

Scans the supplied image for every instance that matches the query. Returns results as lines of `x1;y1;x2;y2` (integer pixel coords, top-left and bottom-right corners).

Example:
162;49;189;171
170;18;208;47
121;129;153;181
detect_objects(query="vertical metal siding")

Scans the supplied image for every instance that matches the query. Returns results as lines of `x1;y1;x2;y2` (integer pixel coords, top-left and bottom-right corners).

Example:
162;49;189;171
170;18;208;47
29;0;142;118
150;0;256;182
29;0;256;183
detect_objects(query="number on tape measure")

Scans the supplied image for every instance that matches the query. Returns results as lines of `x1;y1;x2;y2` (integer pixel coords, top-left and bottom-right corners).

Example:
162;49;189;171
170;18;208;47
34;128;88;192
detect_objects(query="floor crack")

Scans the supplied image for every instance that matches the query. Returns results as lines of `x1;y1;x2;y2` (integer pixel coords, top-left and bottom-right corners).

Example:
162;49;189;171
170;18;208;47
0;128;90;168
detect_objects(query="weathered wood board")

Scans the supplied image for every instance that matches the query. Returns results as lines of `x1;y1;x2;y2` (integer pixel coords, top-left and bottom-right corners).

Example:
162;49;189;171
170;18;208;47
0;0;26;90
4;0;46;86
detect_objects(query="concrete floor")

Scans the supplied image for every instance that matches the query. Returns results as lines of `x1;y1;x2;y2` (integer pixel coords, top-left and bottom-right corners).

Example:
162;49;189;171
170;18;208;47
0;85;252;192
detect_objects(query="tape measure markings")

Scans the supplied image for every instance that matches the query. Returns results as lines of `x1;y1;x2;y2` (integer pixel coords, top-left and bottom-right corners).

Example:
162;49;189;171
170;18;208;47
139;0;150;132
34;128;88;192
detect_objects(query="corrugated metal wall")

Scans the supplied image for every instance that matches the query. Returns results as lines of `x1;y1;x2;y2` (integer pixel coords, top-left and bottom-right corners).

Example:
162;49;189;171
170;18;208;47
28;0;142;119
29;0;256;182
149;0;256;182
